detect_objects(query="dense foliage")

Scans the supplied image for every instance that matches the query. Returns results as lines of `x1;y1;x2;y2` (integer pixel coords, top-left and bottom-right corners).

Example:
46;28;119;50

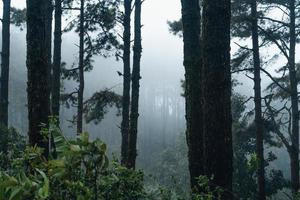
0;121;146;200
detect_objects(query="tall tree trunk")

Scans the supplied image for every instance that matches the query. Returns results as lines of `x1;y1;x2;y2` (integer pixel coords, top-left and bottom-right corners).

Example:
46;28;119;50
77;0;85;134
0;0;11;127
127;0;142;169
180;0;203;191
46;0;53;101
288;0;299;195
52;0;62;118
26;0;51;157
121;0;132;165
202;0;232;198
251;1;266;199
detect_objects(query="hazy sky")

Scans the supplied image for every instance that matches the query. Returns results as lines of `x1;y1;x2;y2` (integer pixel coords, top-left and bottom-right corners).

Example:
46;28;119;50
10;0;184;93
7;0;292;99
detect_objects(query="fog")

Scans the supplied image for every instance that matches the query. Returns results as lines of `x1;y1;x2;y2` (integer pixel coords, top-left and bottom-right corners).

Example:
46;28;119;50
4;0;188;174
2;1;298;197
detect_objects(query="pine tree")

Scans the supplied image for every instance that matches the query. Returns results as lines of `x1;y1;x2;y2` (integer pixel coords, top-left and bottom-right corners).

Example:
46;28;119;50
0;0;11;127
180;0;203;191
121;0;132;165
77;0;85;134
287;1;299;194
258;0;300;194
60;0;120;134
127;0;142;169
202;0;232;198
251;0;266;199
26;0;52;157
52;0;63;119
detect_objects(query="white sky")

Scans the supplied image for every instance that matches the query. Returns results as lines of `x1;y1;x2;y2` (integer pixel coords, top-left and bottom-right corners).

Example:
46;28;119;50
8;0;184;92
7;0;293;98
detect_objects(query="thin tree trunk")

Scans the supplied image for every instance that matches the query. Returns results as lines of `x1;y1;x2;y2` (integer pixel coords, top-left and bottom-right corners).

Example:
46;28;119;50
202;0;232;198
288;0;299;195
77;0;85;134
251;1;266;199
0;0;11;127
26;0;51;157
251;0;266;200
127;0;142;169
121;0;132;165
180;0;203;191
52;0;62;118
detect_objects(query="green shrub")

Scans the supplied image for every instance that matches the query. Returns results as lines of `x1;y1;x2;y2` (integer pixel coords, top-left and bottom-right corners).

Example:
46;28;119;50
0;121;146;200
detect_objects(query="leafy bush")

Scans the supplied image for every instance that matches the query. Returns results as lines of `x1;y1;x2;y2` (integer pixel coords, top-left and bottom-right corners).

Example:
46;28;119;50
0;125;26;171
191;176;223;200
0;122;226;200
0;122;146;200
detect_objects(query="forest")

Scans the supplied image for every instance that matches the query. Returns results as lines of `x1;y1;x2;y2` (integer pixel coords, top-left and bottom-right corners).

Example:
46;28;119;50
1;0;300;199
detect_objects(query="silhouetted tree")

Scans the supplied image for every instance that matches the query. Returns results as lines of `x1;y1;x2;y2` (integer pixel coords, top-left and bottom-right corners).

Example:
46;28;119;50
77;0;85;134
61;0;120;134
251;0;266;199
51;0;63;119
258;0;300;194
121;0;132;165
0;0;11;127
127;0;142;169
26;0;52;157
180;0;203;192
202;0;232;198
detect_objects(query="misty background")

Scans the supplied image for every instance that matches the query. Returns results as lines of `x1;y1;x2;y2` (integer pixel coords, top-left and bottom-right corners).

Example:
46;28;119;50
1;0;296;185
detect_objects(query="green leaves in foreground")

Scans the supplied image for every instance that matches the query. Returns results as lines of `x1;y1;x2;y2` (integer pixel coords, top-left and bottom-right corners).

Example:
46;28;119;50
0;121;145;200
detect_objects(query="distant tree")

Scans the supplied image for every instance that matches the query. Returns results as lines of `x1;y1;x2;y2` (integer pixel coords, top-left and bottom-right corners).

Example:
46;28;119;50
61;0;120;134
167;18;182;37
83;89;122;124
250;0;266;199
202;0;232;198
10;7;26;29
127;0;143;169
247;0;300;194
231;0;268;198
0;0;11;127
46;0;53;102
77;0;85;134
232;93;287;199
180;0;203;192
26;0;52;157
51;0;63;119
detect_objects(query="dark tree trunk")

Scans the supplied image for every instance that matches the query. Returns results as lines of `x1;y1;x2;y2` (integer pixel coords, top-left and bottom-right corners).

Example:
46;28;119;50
77;0;85;134
46;0;53;100
251;1;266;199
288;0;299;195
26;0;51;157
121;0;132;165
127;0;142;169
0;0;11;126
52;0;62;118
202;0;232;198
180;0;203;191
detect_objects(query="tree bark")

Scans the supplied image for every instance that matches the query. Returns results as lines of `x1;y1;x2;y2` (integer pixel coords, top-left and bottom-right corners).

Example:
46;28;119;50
180;0;203;191
251;1;266;199
288;0;299;195
52;0;62;118
77;0;85;134
202;0;232;198
26;0;51;157
46;0;53;101
121;0;132;165
0;0;11;127
127;0;142;169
